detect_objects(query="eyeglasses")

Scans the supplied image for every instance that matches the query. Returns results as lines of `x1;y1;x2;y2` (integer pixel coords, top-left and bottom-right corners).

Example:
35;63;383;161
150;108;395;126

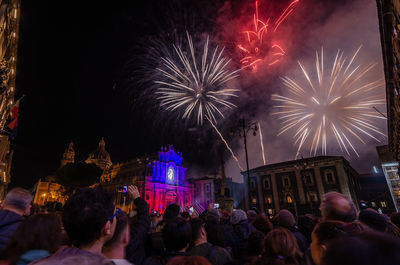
108;207;121;222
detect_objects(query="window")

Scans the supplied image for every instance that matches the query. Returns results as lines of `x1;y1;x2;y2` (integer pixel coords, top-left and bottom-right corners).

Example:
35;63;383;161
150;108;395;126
371;202;377;208
283;176;290;187
381;201;387;208
252;197;257;204
205;184;210;192
266;196;272;204
251;180;256;190
263;178;271;189
324;170;336;184
305;174;313;185
287;195;293;204
308;192;317;202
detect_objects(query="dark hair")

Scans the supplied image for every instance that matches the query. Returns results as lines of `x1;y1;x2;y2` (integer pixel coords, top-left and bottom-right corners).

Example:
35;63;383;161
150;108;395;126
258;228;302;265
190;218;205;243
391;212;400;229
247;230;265;256
181;211;191;220
0;214;62;264
322;232;400;265
358;210;388;232
62;186;115;247
167;255;211;265
164;204;181;221
252;214;273;235
313;220;368;245
162;217;192;251
320;192;356;222
103;211;129;250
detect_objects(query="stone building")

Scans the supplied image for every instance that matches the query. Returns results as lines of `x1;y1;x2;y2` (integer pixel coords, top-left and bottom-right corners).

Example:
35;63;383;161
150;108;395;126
377;0;400;160
85;138;112;170
0;0;21;201
244;156;360;216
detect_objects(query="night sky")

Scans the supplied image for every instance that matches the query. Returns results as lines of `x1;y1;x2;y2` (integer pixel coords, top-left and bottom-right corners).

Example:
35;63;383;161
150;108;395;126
11;0;387;189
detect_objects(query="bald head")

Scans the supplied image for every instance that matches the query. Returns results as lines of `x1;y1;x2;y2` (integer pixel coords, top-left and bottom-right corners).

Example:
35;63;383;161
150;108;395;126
320;192;356;222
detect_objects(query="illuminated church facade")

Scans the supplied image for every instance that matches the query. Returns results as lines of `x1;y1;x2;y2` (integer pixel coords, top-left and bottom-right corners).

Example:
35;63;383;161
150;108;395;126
100;144;194;213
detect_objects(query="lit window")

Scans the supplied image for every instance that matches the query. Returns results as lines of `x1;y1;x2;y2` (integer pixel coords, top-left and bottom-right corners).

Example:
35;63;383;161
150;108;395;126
266;196;272;204
381;201;387;208
371;202;376;208
12;32;16;38
283;176;290;187
252;197;257;204
14;9;17;19
287;196;293;204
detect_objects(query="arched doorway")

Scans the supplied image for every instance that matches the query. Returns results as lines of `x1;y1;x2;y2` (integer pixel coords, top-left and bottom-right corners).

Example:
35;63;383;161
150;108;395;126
165;190;178;206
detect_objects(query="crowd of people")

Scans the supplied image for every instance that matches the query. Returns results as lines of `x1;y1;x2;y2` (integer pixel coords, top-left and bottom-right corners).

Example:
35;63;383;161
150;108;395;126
0;185;400;265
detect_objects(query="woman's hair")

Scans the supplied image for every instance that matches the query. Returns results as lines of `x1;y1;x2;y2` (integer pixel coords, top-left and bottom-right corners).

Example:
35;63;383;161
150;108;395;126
252;214;273;235
167;256;211;265
0;213;62;264
313;220;368;245
256;227;302;265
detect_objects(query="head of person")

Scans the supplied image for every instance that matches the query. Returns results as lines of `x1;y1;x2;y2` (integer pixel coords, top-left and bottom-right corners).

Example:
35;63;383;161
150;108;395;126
162;217;192;252
358;209;388;232
205;209;220;224
322;232;400;265
62;186;116;248
166;256;211;265
246;230;265;257
297;215;318;241
181;211;191;222
247;210;258;223
252;214;273;235
310;220;367;265
2;188;32;216
190;218;207;245
230;209;247;225
0;213;62;263
277;209;295;228
390;212;400;229
263;227;302;264
102;211;130;257
164;204;181;221
320;192;356;222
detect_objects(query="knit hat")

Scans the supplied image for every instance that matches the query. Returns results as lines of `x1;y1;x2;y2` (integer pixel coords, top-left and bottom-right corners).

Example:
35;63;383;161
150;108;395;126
231;209;247;225
358;210;387;232
278;209;295;227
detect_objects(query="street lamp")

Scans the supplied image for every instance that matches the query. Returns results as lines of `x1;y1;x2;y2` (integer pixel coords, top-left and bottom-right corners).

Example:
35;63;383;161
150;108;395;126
230;118;258;210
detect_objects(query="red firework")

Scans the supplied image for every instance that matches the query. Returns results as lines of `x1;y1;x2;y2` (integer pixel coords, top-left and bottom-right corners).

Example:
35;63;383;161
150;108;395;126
238;0;299;72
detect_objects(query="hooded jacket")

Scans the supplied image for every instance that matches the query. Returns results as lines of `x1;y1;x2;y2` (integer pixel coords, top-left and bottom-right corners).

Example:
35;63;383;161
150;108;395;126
0;209;24;253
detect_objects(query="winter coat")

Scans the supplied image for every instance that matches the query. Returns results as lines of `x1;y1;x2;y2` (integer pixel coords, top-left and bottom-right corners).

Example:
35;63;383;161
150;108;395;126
284;226;309;253
188;242;233;265
143;251;189;265
126;197;150;265
0;210;24;253
28;247;114;265
224;220;255;260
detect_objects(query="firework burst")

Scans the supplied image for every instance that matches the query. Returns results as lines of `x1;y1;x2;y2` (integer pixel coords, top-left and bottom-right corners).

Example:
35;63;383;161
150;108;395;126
272;46;386;158
155;32;240;125
238;0;299;72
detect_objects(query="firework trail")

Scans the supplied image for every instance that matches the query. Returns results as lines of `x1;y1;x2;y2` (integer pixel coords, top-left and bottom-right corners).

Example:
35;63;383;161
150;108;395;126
238;0;299;72
155;32;240;125
272;46;386;158
206;115;244;171
258;122;267;165
155;32;243;170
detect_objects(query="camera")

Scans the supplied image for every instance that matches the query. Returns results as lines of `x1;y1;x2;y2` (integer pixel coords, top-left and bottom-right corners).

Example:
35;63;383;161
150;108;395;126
213;203;219;209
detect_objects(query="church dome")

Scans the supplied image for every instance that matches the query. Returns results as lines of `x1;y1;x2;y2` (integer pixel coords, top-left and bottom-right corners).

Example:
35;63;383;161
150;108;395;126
86;138;112;170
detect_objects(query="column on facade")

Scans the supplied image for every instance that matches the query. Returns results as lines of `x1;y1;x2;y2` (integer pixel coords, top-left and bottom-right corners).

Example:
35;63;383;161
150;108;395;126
270;172;280;212
313;167;325;202
294;169;306;204
335;162;352;199
256;173;265;212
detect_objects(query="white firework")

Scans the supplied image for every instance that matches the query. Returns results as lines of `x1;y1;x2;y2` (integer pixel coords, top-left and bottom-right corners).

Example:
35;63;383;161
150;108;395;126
272;46;386;158
155;32;240;125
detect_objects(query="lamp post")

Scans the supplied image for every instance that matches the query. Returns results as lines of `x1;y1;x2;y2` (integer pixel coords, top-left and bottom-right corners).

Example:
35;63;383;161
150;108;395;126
230;118;258;210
